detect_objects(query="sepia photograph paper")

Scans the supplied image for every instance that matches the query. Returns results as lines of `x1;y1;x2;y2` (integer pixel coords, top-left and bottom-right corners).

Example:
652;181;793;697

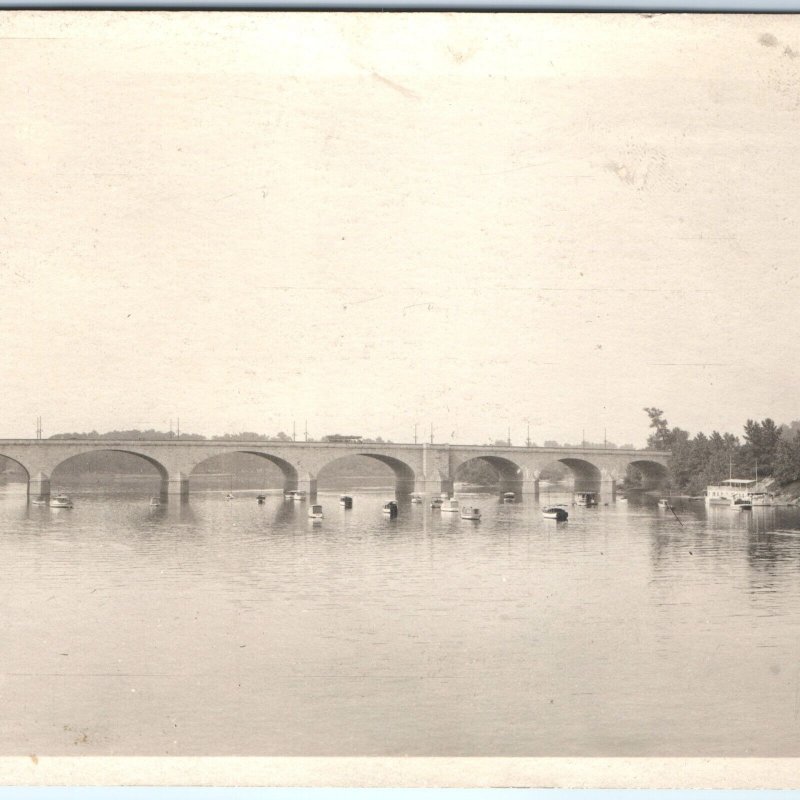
2;9;800;788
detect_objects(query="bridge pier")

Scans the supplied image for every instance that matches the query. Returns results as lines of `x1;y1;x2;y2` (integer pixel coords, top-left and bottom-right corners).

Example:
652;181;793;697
599;478;617;503
167;472;189;498
29;471;51;500
415;475;454;497
297;476;317;499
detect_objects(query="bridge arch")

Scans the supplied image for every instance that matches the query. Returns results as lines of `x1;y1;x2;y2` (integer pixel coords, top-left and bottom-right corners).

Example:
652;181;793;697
188;450;300;493
50;449;170;484
316;453;416;496
626;459;670;490
452;455;523;493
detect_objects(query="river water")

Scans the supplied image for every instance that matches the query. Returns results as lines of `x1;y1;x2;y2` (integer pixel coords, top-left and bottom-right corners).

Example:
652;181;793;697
1;485;799;757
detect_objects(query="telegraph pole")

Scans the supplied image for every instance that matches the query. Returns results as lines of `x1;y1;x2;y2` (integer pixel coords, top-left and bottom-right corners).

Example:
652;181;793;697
414;423;418;444
292;421;296;442
507;426;511;446
430;423;434;445
526;421;531;448
304;420;308;442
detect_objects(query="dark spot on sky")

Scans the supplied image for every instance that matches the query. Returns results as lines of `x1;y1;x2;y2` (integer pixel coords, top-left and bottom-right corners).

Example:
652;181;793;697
759;33;778;47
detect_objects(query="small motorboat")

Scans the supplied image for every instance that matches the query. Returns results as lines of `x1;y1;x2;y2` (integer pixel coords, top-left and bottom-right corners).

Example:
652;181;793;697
733;498;753;511
461;506;481;520
339;495;353;509
542;505;568;521
430;497;443;509
49;493;73;509
288;491;306;502
149;496;161;506
31;496;48;506
502;492;516;503
657;498;671;508
440;497;460;513
382;501;398;517
576;492;598;506
410;494;423;504
308;504;324;519
225;493;235;501
256;494;266;504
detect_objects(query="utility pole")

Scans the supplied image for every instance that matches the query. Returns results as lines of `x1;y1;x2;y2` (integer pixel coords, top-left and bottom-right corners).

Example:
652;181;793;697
292;421;296;442
526;421;531;448
604;428;607;449
36;416;42;439
430;423;433;445
414;423;418;444
507;426;511;446
304;420;308;442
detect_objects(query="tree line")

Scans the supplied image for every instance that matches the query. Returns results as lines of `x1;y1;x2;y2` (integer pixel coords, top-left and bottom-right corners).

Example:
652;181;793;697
643;408;800;494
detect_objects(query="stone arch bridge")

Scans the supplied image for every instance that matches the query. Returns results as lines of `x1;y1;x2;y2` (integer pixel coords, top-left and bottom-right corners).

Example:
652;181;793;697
0;439;670;502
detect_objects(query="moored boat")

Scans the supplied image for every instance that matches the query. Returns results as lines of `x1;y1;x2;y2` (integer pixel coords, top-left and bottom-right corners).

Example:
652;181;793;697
732;497;753;511
657;498;671;508
576;491;598;506
149;496;161;506
460;506;481;520
542;505;568;521
339;495;353;509
308;504;324;519
502;492;516;503
410;494;423;504
256;494;266;504
49;493;73;509
430;497;443;509
31;496;48;506
440;497;460;513
285;490;306;502
382;500;398;517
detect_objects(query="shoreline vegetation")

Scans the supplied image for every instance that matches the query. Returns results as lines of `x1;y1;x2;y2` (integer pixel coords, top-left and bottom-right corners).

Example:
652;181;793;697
639;408;800;504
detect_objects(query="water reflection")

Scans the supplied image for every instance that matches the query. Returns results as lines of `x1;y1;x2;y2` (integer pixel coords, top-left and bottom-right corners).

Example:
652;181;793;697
1;484;800;756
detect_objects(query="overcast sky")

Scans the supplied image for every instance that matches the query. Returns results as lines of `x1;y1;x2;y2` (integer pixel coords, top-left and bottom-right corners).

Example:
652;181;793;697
2;12;799;446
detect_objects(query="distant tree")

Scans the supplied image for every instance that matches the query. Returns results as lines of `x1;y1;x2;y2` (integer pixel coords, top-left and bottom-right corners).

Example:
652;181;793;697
741;418;781;477
273;431;292;441
774;431;800;485
644;407;672;449
212;432;270;441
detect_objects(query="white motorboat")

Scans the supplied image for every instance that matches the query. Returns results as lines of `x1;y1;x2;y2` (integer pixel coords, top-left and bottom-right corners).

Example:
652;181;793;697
576;492;598;506
410;494;423;503
440;498;460;513
657;498;671;508
49;493;73;509
460;506;481;520
430;497;443;509
308;504;324;519
31;496;48;506
502;492;516;502
285;490;306;501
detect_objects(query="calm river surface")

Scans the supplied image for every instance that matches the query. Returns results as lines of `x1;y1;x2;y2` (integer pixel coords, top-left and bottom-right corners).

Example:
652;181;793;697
1;486;799;756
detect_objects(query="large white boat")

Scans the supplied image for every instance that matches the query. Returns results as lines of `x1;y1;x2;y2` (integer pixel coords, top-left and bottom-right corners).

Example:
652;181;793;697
705;479;758;506
460;506;481;520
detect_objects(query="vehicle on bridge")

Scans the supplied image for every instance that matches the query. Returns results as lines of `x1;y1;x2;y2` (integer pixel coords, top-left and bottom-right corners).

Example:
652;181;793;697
322;434;363;443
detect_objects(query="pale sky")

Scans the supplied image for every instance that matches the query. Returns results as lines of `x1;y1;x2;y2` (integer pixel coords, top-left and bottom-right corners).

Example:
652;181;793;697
2;12;800;446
